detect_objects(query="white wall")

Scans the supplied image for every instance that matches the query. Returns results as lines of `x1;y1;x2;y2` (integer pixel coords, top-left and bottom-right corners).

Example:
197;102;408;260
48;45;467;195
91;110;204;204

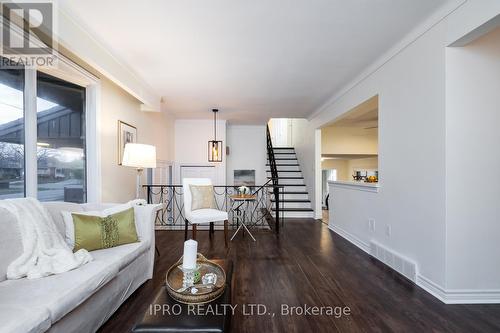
308;0;500;300
346;157;378;174
100;78;175;202
322;159;349;180
290;119;319;216
174;119;227;185
339;21;445;286
321;158;378;181
268;119;293;147
226;125;267;186
445;26;500;290
321;126;378;155
311;13;450;288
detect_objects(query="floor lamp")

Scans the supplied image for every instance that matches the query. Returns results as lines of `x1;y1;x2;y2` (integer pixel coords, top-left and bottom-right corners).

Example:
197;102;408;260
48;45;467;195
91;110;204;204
122;143;157;199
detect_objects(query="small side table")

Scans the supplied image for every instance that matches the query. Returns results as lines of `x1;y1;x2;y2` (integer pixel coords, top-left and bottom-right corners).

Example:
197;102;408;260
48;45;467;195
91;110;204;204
230;194;257;242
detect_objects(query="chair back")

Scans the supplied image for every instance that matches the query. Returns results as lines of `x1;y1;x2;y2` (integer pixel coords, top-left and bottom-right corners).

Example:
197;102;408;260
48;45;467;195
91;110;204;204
182;178;213;216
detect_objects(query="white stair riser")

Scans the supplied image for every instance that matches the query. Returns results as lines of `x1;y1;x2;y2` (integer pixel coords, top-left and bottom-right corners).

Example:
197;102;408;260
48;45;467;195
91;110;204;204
273;149;295;153
271;154;296;159
269;193;309;200
268;178;304;185
271;211;315;218
275;202;311;209
267;171;303;176
274;165;301;171
269;147;313;219
273;160;298;165
276;185;306;192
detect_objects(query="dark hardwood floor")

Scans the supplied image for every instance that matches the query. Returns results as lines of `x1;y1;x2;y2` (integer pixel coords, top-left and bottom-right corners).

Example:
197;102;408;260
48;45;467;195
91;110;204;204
98;219;500;333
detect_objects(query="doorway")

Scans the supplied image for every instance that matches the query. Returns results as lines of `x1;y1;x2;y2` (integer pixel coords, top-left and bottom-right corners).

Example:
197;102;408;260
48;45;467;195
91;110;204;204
268;118;293;147
321;169;336;223
315;95;379;225
180;165;217;183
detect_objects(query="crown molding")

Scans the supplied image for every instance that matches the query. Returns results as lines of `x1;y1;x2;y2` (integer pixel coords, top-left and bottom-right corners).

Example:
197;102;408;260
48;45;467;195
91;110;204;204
55;2;161;112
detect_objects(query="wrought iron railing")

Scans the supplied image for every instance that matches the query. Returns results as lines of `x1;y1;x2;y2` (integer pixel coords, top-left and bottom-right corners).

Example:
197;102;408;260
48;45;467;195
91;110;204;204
266;124;281;233
144;181;283;233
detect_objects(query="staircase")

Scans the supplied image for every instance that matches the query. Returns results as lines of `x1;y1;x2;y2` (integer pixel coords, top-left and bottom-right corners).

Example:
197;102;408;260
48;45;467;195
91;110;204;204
266;147;314;218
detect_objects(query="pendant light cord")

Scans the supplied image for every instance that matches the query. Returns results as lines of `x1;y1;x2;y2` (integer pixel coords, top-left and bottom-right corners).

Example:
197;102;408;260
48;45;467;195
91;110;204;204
213;109;218;141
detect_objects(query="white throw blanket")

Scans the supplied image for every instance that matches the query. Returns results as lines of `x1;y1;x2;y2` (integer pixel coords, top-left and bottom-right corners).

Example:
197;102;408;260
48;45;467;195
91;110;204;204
1;198;92;279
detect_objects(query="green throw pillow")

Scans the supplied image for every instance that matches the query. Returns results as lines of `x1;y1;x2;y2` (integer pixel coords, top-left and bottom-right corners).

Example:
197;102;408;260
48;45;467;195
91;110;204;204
72;207;138;252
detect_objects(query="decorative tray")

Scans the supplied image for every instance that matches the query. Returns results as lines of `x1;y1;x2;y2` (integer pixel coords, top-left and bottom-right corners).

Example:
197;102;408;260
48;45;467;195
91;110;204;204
165;253;226;304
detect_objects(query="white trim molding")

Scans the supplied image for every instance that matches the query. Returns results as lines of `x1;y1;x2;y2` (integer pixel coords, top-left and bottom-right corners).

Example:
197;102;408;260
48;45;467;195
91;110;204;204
86;82;102;203
328;224;370;254
329;224;500;304
24;68;38;198
417;275;500;304
442;290;500;304
56;3;161;112
43;50;102;203
314;129;322;219
329;180;380;193
416;274;448;302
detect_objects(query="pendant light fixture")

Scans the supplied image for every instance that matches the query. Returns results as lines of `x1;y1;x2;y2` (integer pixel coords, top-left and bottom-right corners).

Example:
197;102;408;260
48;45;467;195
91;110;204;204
208;109;223;162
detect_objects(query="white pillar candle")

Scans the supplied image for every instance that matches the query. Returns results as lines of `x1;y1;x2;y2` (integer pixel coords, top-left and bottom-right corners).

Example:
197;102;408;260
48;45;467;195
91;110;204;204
182;239;198;270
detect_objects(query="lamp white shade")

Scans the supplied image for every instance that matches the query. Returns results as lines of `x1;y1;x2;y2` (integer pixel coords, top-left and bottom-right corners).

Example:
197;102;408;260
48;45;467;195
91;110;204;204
122;143;157;168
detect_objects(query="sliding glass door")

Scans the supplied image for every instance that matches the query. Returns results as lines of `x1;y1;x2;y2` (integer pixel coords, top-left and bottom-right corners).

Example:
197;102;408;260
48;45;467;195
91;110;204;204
0;59;87;202
36;72;86;202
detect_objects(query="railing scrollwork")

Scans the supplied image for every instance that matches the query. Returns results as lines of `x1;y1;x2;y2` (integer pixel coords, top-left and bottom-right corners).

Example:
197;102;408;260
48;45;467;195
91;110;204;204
144;182;283;233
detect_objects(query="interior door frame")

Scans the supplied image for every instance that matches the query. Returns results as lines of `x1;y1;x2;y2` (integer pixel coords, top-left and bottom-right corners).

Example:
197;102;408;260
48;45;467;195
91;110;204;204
175;163;218;185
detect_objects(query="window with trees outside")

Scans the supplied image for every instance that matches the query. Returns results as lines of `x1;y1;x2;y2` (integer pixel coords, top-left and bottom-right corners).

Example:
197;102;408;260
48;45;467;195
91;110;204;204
0;64;24;199
0;59;87;203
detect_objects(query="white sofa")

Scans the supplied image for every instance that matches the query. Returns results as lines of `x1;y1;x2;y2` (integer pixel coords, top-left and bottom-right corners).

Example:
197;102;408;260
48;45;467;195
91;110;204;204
0;201;161;333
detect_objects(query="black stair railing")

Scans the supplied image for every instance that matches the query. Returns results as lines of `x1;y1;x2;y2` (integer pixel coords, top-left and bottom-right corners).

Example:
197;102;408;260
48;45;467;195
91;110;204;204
266;124;281;233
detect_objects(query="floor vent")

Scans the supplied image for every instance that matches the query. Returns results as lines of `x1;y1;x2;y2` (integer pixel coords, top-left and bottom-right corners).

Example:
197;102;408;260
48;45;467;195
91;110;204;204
369;241;417;282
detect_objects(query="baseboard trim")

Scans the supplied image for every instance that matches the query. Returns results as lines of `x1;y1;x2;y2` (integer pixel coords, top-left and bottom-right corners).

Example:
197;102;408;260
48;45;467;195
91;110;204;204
416;274;447;302
328;224;500;304
417;274;500;303
443;290;500;304
328;223;370;254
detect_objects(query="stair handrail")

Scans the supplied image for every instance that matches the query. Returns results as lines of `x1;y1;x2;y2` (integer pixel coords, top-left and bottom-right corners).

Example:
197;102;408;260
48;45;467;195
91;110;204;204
266;124;281;233
266;125;279;186
250;177;274;196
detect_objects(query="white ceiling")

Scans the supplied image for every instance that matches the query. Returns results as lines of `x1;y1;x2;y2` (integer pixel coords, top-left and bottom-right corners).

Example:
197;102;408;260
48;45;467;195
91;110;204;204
61;0;449;124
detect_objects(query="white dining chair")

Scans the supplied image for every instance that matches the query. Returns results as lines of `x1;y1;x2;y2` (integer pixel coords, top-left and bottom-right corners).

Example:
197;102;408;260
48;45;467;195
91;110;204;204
182;178;228;247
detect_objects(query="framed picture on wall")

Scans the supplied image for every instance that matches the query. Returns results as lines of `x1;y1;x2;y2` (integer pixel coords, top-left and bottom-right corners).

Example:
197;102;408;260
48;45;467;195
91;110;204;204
234;169;256;186
118;120;137;165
